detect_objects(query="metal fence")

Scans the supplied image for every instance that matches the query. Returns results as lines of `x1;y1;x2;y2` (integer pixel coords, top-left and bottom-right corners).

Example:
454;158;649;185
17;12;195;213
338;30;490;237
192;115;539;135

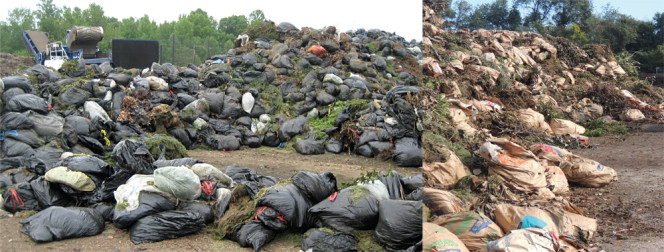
157;34;233;67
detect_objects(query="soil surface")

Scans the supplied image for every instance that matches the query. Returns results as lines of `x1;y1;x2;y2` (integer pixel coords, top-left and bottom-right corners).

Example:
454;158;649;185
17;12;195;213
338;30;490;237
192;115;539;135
569;123;664;251
0;148;420;251
0;53;34;77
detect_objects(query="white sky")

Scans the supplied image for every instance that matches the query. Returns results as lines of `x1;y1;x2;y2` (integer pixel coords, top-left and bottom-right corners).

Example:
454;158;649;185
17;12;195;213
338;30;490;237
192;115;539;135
465;0;662;21
0;0;423;41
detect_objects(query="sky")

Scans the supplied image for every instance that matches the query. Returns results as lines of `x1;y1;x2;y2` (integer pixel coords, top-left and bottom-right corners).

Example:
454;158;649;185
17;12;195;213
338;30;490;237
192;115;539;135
0;0;423;41
463;0;662;21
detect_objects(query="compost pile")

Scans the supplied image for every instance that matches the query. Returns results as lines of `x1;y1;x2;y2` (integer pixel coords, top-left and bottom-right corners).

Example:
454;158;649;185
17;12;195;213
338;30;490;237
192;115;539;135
0;21;423;249
420;3;664;252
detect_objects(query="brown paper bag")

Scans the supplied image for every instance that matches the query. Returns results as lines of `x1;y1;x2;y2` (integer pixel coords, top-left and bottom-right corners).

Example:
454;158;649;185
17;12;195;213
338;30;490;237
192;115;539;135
423;188;469;215
423;222;470;252
431;211;504;250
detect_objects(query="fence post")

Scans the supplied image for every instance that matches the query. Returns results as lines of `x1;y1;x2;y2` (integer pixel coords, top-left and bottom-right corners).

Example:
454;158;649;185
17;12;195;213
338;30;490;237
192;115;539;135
207;39;210;60
193;45;196;65
159;45;162;64
171;34;175;64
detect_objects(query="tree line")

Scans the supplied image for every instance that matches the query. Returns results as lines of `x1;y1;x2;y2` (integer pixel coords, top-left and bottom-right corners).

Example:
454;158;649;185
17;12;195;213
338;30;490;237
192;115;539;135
431;0;663;73
0;0;267;66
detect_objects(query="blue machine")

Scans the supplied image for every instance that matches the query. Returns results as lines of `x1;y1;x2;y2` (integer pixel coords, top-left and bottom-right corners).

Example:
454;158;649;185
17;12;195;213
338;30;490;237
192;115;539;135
22;26;112;70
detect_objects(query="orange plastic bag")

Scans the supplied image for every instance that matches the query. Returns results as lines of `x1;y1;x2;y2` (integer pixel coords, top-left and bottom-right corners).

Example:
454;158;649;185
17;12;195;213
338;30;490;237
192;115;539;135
306;45;327;57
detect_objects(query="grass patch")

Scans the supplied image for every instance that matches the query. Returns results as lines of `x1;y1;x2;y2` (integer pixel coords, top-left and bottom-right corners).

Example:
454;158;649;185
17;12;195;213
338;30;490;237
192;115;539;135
366;41;380;53
244;21;280;41
582;119;629;137
348;186;370;204
145;134;189;160
423;131;481;168
537;103;565;121
213;184;256;240
352;230;383;251
272;231;303;249
308;99;368;139
14;210;38;218
386;60;395;73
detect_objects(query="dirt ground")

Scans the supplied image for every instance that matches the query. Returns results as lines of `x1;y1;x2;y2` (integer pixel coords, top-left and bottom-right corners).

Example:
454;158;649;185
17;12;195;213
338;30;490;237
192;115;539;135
569;123;664;251
0;148;419;252
0;53;34;77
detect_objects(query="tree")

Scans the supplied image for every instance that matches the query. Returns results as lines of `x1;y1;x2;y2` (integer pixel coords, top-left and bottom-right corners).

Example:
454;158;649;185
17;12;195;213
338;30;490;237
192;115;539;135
506;6;522;31
452;0;473;29
467;0;511;30
600;5;638;52
1;7;35;55
186;9;215;38
514;0;555;30
34;0;62;41
81;3;106;27
248;9;265;26
654;12;664;43
550;0;592;36
218;15;248;35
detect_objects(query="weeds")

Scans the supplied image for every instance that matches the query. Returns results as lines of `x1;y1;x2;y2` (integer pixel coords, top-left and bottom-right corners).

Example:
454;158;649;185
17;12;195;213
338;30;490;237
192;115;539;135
537;103;566;121
582;119;629;137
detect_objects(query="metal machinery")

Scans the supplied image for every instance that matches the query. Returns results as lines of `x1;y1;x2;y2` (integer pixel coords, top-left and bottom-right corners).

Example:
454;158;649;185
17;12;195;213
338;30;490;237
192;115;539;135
22;26;159;70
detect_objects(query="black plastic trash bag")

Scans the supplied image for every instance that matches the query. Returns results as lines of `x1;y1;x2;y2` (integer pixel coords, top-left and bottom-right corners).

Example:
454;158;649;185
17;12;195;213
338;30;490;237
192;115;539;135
392;137;422;167
224;166;277;199
374;200;422;250
231;220;277;252
113;191;177;229
78;135;105;154
92;202;115;221
57;155;113;176
355;144;374;158
0;173;11;190
1;112;34;131
292;171;337;203
378;171;405;200
3;167;38;185
154;157;200;168
92;169;134;203
0;157;26;173
255;184;315;231
8;94;49;114
300;228;357;251
2;182;41;213
278;116;307;140
30;177;74;209
111;140;155;174
325;139;344;154
206;134;240;150
400;174;423;193
2;138;36;157
2;76;33;93
254;206;288;231
168;128;193;149
59;87;89;107
4;129;41;148
294;140;325;155
129;210;206;244
405;187;422;201
261;130;281;147
178;200;214;224
65;116;92;136
20;206;105;243
308;185;380;233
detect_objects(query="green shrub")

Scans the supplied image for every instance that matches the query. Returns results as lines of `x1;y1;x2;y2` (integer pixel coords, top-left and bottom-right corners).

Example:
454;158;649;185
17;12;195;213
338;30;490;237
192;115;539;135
583;119;629;137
